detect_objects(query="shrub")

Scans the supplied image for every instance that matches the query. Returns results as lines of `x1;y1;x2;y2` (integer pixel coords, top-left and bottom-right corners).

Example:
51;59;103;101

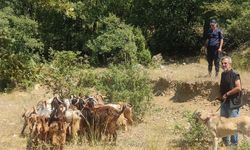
0;49;39;91
231;44;250;71
96;64;153;120
75;68;103;95
228;8;250;45
39;51;86;97
174;111;211;150
0;7;43;91
86;14;151;66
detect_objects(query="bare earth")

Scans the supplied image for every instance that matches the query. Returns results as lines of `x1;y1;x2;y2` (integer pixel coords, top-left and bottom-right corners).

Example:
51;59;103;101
0;62;249;150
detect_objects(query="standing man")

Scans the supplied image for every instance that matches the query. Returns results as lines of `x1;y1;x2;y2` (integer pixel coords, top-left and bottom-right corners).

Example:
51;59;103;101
220;56;242;146
205;19;224;77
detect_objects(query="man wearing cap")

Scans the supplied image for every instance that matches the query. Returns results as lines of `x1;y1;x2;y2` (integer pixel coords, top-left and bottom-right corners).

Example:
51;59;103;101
205;19;224;77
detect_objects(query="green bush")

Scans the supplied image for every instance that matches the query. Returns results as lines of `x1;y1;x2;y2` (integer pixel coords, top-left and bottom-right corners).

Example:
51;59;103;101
39;51;86;97
86;14;151;66
0;7;43;91
174;111;211;150
231;45;250;71
75;68;104;96
96;64;153;120
0;7;43;53
228;6;250;44
0;49;39;91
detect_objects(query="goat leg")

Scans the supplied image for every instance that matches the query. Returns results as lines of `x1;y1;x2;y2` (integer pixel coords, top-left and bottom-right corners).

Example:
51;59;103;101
20;121;28;136
213;137;218;150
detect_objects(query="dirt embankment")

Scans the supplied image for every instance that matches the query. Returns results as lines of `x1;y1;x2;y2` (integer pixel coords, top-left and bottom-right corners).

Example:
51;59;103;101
150;63;250;108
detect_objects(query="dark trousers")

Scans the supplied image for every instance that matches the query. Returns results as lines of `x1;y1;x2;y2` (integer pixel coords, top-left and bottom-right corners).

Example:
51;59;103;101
207;46;220;74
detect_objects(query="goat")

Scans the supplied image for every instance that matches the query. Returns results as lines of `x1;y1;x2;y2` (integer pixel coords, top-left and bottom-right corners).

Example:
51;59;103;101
21;106;36;135
31;115;49;143
93;94;106;105
51;97;66;111
79;105;94;143
49;121;69;150
64;108;82;142
196;112;250;150
49;104;66;131
106;103;133;131
92;105;126;143
71;97;86;110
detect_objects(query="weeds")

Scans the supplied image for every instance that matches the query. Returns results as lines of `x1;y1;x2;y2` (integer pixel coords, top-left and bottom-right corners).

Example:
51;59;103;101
174;111;211;150
235;139;250;150
231;44;250;71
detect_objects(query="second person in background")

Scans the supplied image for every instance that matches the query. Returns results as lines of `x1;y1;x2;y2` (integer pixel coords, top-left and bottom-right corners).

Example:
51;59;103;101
205;19;224;77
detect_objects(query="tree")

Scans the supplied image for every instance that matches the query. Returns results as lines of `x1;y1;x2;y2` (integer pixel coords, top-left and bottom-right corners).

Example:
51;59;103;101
0;7;42;90
86;14;151;65
203;0;250;48
128;0;205;57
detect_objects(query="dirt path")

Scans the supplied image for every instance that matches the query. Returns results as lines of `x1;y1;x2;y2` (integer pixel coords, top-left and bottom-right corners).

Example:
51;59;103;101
0;62;249;150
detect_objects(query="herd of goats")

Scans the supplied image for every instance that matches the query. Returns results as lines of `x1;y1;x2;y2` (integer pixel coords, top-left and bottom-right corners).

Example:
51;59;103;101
20;94;133;149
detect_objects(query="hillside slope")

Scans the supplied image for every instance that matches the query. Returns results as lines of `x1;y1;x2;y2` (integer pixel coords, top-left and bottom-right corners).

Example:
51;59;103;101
0;62;249;150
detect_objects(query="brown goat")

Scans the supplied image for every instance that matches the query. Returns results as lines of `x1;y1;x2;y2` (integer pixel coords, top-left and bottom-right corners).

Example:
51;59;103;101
49;121;69;150
31;115;49;143
49;104;66;131
106;103;133;130
123;104;133;125
93;94;106;105
92;105;126;143
21;106;36;135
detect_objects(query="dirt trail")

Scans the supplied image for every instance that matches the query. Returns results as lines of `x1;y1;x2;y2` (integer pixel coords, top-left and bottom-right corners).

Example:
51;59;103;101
0;62;249;150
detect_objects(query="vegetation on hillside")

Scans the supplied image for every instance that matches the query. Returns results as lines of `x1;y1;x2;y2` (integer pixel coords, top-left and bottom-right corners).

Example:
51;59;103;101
0;1;249;117
38;51;152;118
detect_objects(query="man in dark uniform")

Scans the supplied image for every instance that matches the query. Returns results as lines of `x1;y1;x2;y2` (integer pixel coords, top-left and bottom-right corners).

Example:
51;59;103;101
205;19;224;77
219;56;242;146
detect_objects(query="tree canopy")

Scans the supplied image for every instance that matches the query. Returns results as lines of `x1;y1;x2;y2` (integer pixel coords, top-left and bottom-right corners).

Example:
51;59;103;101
0;0;249;89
